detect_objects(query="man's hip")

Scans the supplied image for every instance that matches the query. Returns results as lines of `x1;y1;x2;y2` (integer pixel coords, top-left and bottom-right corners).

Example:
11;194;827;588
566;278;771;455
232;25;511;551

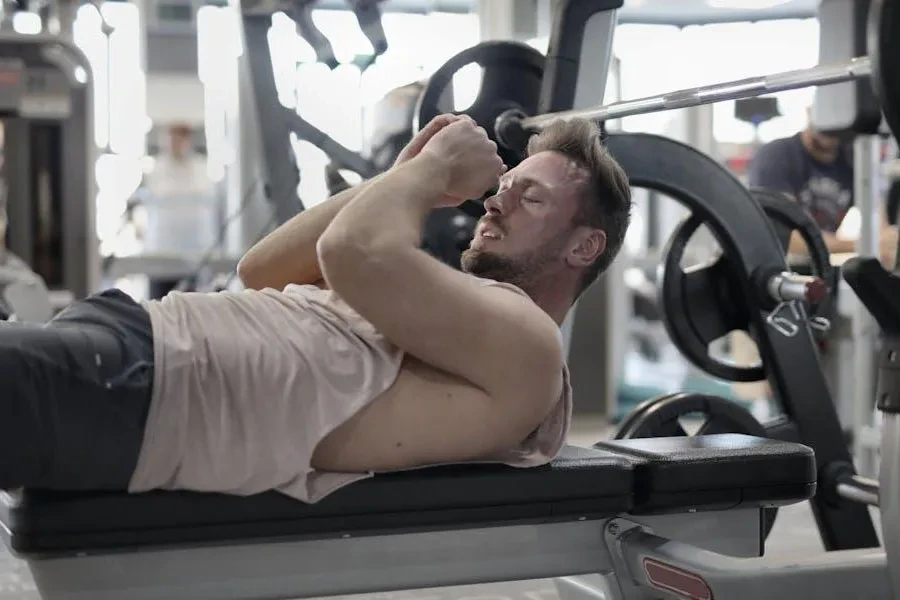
0;288;155;490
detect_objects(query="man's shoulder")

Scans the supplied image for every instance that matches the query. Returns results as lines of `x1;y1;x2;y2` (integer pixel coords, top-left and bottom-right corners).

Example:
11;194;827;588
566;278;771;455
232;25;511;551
748;135;807;189
463;274;561;350
757;135;805;160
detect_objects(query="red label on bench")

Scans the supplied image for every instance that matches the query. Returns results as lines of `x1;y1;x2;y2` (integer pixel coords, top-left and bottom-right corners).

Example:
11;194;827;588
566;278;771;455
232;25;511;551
643;557;713;600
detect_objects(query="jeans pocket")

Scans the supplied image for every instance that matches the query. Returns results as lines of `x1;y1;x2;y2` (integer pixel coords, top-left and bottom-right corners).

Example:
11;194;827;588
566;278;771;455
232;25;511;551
103;359;154;391
69;326;153;394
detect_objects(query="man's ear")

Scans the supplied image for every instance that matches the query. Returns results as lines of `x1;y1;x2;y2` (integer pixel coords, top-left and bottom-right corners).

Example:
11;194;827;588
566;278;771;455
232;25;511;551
567;228;606;268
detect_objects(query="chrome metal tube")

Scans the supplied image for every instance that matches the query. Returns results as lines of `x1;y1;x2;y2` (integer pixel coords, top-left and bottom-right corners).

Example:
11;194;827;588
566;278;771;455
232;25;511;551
519;56;872;131
852;135;883;478
837;474;880;506
766;271;829;305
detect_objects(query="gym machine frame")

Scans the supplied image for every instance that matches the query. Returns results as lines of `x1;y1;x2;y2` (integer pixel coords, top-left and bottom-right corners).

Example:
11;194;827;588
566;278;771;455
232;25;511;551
238;0;380;230
474;0;900;554
0;31;97;301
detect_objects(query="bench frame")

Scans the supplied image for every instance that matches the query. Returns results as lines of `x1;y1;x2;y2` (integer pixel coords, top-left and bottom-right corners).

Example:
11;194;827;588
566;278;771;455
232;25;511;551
16;506;890;600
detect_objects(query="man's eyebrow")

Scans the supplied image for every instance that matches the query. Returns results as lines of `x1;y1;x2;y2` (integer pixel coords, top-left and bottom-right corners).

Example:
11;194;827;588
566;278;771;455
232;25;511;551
499;174;549;191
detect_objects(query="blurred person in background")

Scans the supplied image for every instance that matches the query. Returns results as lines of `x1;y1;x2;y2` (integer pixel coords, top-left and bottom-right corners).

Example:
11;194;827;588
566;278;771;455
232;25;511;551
747;114;897;266
141;123;217;299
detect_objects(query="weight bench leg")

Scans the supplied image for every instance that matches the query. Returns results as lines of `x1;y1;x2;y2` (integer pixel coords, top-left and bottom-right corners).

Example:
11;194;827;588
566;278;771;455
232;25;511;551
608;519;890;599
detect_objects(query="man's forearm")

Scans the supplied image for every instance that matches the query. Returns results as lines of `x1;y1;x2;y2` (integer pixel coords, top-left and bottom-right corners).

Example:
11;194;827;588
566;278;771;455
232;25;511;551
788;231;856;256
237;175;381;290
319;154;449;256
823;232;858;255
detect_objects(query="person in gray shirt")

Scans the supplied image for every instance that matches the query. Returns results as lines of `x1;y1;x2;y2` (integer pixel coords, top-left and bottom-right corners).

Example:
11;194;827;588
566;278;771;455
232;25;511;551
748;121;897;265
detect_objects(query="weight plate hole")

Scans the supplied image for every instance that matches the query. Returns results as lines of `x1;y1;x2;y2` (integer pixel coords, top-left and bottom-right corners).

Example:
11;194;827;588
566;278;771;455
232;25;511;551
452;64;483;112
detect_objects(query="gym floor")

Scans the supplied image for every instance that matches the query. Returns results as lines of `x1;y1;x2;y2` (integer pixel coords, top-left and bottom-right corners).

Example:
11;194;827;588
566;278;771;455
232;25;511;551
0;419;881;599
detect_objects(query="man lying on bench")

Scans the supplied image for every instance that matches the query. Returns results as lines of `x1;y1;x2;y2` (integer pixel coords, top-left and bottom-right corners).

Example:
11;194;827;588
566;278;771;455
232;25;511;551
0;114;632;502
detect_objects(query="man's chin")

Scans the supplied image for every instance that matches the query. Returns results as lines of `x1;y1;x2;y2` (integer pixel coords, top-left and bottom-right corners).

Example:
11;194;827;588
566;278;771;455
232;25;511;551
461;249;519;281
460;248;492;274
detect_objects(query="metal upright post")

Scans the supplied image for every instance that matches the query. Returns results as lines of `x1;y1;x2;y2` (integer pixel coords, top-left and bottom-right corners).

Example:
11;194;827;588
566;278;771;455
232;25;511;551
852;134;883;476
231;19;272;255
555;5;618;418
239;12;303;226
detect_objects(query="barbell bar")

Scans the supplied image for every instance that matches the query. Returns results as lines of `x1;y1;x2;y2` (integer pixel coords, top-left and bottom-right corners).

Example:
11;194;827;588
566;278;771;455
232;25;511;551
495;56;874;148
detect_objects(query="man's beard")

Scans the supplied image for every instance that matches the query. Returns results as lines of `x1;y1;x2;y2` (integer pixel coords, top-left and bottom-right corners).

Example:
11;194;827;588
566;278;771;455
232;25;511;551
461;244;557;290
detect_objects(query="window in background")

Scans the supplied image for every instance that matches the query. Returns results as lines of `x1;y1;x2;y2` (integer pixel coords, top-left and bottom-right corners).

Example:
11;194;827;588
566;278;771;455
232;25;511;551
756;19;820;142
613;24;683;134
12;11;41;33
680;19;819;144
265;9;480;207
198;4;242;183
479;19;820;145
528;25;680;135
73;1;147;258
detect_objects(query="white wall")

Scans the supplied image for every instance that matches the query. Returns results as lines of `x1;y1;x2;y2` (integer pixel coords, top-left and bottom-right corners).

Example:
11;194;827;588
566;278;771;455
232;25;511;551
146;73;205;125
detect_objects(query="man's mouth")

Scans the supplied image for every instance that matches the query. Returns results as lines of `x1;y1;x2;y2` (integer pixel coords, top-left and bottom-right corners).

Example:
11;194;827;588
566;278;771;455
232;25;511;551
477;220;505;240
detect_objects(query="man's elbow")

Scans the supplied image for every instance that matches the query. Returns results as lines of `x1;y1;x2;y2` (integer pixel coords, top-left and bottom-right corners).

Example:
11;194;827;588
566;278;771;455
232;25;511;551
317;230;377;288
500;333;566;431
316;229;352;276
236;250;276;290
235;255;260;289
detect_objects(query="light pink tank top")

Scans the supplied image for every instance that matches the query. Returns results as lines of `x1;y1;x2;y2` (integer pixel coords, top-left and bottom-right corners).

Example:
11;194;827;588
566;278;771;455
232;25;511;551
131;278;572;503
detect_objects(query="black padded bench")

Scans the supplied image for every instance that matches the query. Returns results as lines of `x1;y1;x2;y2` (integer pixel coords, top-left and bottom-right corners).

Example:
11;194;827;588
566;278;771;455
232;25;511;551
595;434;817;513
0;434;816;600
0;444;635;556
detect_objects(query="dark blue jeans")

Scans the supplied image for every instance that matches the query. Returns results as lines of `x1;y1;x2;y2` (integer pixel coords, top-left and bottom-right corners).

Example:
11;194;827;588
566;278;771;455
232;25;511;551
0;289;154;491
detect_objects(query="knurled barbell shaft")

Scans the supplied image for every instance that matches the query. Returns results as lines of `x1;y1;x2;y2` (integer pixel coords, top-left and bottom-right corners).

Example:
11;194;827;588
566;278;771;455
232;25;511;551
516;55;872;132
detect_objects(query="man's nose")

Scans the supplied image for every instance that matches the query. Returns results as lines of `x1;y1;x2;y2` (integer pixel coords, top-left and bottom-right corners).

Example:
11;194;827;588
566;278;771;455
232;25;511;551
483;190;507;215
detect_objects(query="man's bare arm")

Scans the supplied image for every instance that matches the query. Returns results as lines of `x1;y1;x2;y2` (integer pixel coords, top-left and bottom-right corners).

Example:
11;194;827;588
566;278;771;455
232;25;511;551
317;149;562;406
236;175;381;290
788;231;856;256
236;116;462;291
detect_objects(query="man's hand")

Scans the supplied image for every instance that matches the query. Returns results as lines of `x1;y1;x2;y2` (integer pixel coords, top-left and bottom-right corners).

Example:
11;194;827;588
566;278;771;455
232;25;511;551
395;114;467;207
394;114;462;167
420;117;506;206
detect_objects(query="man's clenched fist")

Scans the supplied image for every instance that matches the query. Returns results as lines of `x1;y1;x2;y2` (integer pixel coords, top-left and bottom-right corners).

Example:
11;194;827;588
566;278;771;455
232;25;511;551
420;116;506;204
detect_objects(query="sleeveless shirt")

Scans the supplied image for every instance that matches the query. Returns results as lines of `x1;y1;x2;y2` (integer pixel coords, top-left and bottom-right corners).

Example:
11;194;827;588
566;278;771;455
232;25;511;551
131;278;573;503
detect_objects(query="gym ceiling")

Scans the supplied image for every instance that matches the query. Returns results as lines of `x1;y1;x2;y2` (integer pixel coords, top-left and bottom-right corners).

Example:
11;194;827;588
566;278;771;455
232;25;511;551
311;0;822;26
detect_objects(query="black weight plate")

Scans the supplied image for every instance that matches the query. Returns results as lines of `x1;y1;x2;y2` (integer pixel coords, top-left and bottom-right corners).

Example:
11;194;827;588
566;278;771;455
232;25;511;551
659;214;762;382
615;393;685;440
869;0;900;140
617;393;766;440
659;191;832;382
414;40;545;169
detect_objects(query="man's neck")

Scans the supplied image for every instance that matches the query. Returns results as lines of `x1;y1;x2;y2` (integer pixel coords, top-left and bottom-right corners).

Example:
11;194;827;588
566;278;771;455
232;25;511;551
800;129;839;164
519;273;577;326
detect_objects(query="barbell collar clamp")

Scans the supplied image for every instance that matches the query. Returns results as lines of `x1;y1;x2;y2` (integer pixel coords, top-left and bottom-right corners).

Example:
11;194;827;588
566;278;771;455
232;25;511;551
810;316;833;333
767;271;829;305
